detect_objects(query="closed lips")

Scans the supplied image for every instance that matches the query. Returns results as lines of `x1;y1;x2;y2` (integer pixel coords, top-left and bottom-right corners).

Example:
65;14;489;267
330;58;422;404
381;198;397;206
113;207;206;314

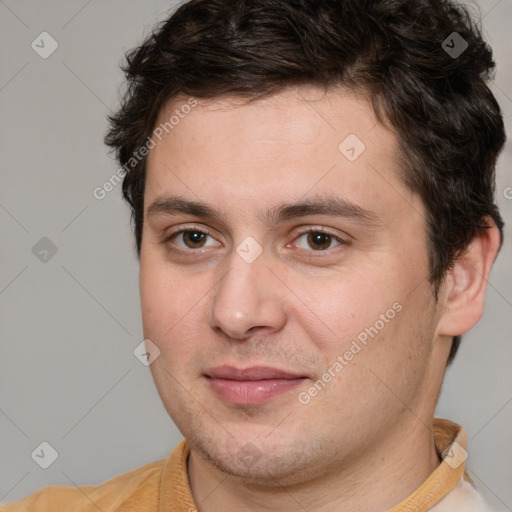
206;365;306;380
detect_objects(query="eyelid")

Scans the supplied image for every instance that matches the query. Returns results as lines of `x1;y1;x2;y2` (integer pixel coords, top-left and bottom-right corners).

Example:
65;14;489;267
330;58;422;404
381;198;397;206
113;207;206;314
293;226;347;240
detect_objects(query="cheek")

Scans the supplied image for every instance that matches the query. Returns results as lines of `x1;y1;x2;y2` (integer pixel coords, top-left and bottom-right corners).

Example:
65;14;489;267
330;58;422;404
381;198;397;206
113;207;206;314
140;261;168;335
298;256;428;376
301;272;399;346
139;256;202;347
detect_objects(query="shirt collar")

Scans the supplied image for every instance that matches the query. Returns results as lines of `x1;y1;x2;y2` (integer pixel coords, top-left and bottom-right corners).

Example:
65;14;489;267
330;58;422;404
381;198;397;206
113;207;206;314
158;417;467;512
390;418;468;511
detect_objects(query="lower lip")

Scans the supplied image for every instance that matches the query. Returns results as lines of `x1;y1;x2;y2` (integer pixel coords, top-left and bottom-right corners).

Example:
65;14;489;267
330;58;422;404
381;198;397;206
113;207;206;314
207;377;306;405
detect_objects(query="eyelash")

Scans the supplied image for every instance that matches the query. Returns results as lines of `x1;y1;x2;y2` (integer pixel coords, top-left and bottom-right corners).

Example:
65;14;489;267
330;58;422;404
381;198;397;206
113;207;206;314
161;225;347;256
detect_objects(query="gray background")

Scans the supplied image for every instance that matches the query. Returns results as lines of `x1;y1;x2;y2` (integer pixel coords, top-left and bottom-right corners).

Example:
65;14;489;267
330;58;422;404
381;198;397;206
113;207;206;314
0;0;511;509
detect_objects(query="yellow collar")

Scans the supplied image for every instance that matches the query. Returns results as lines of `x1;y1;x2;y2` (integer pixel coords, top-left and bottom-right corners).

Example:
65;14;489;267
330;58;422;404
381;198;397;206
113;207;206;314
390;418;468;511
159;418;467;512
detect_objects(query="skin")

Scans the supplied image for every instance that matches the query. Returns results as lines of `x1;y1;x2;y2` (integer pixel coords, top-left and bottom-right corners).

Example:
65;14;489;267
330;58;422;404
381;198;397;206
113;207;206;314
139;86;500;511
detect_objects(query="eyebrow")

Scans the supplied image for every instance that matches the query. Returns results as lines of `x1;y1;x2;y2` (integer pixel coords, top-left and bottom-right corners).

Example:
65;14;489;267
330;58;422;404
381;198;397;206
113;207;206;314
146;194;380;228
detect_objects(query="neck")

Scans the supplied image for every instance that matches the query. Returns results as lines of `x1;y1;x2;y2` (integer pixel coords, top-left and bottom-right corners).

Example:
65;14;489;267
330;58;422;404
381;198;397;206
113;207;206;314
187;417;441;512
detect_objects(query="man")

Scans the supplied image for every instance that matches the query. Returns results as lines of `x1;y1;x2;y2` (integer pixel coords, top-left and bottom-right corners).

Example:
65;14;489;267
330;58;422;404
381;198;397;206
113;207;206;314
3;0;507;510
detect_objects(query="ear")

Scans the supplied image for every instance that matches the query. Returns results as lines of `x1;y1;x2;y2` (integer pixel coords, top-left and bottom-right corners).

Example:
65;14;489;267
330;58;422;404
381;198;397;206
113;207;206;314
436;218;501;337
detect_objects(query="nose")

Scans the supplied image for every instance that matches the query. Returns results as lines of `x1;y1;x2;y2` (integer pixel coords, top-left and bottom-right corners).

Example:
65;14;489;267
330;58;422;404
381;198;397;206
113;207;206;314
208;247;287;340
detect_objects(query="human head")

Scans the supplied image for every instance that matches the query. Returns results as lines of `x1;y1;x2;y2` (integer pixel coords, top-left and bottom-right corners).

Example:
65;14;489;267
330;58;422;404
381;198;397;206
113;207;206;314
103;0;506;492
104;0;505;365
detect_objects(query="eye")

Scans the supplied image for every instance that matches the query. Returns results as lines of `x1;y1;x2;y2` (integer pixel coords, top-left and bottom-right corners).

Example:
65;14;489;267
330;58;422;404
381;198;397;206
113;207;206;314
293;228;346;252
165;228;219;251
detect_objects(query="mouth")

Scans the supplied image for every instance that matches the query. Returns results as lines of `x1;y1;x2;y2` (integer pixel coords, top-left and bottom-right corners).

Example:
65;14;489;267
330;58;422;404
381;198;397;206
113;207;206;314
204;365;308;405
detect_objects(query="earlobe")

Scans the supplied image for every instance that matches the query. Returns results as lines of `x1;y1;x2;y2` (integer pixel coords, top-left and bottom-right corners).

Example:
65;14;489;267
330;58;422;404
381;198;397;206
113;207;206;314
437;219;501;337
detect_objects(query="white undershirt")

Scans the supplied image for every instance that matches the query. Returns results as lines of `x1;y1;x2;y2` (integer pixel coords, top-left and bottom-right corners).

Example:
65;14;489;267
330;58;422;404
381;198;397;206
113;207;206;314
430;477;504;512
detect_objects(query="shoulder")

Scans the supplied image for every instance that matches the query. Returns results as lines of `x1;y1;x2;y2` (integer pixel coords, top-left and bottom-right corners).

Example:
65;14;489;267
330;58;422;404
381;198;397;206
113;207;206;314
431;477;505;512
1;457;166;512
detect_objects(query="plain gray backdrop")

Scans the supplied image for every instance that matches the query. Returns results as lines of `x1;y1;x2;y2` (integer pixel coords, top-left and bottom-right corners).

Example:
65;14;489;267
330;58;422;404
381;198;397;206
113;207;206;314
1;0;511;509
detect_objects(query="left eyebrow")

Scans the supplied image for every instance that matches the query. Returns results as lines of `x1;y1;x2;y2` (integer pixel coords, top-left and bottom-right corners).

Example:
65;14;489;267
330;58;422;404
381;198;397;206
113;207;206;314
266;195;381;228
146;194;381;228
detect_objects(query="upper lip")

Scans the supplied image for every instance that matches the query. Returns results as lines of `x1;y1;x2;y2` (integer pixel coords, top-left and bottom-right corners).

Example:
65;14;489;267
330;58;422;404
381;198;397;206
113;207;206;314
206;365;305;380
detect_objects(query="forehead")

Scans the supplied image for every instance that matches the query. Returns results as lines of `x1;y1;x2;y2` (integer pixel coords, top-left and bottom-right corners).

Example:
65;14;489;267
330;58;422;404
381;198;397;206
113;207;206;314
144;86;423;226
154;86;384;149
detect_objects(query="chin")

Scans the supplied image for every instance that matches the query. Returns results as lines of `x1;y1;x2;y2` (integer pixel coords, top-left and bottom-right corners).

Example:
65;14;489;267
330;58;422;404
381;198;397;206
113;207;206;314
189;430;324;486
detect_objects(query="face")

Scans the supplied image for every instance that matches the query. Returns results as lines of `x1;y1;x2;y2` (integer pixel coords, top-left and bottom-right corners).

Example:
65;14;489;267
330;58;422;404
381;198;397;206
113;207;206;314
140;86;445;485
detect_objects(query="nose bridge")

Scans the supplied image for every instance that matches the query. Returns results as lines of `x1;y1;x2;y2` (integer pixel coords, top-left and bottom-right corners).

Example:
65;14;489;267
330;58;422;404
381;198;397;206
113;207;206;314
209;243;285;339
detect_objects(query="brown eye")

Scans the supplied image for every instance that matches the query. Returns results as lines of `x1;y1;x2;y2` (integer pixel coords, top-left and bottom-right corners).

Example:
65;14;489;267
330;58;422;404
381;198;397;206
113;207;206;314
307;232;333;250
295;229;346;252
165;228;218;251
181;230;208;248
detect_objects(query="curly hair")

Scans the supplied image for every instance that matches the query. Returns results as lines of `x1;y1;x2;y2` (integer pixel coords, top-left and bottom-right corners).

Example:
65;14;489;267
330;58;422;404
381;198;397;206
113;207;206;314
104;0;506;364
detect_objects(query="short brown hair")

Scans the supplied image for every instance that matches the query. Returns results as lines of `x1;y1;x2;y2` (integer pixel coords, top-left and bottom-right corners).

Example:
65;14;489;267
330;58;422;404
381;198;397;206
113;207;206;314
104;0;506;364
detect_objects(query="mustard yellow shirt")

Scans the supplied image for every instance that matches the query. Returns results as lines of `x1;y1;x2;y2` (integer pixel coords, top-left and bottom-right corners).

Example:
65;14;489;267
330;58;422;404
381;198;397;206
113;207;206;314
1;418;498;511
